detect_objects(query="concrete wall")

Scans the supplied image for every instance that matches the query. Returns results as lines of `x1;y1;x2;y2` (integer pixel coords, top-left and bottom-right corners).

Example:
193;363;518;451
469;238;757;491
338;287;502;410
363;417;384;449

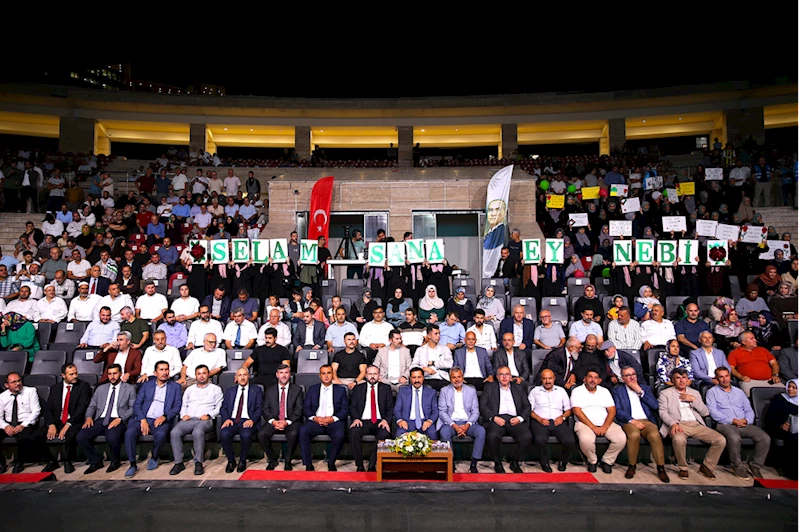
725;108;766;147
59;116;95;153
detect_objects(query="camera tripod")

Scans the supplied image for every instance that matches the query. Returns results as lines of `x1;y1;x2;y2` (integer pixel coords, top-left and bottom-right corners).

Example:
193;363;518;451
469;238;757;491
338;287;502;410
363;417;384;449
336;225;359;259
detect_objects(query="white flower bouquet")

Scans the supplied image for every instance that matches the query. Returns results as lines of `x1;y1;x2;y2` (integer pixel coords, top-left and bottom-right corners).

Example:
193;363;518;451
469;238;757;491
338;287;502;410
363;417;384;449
389;431;432;458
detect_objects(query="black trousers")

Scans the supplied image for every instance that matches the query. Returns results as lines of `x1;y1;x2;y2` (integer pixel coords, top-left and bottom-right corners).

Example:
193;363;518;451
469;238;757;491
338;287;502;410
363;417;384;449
464;378;486;391
76;421;126;465
530;419;576;464
19;186;36;212
362;347;378;365
258;422;300;464
425;379;450;391
348;420;391;468
483;415;533;463
0;425;47;465
37;421;81;462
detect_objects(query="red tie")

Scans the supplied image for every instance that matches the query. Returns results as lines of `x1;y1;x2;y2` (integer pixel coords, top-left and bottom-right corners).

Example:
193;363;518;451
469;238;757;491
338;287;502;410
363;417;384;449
370;385;377;424
61;385;72;424
279;387;286;421
90;280;96;294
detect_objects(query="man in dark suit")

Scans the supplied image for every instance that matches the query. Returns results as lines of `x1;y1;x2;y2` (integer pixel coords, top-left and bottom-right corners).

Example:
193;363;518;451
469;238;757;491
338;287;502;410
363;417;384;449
117;249;145;278
258;364;303;471
87;265;111;296
600;340;645;388
492;332;531;385
117;265;141;298
124;361;182;477
349;365;394;472
480;365;533;473
203;286;231;322
77;364;137;474
292;308;326;353
298;365;348;471
492;247;517;279
394;367;438;439
539;337;582;390
499;305;534;354
453;331;493;390
41;363;91;473
220;367;264;473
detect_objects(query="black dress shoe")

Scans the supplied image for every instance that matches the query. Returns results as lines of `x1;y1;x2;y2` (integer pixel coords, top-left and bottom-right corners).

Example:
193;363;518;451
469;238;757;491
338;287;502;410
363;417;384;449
84;463;103;475
106;461;121;473
587;463;597;473
625;464;636;479
367;466;377;473
600;462;613;474
356;465;365;472
305;464;315;472
63;461;75;474
225;461;236;473
284;461;293;471
12;462;24;474
194;462;204;476
237;461;247;473
328;463;337;472
42;461;59;473
558;461;567;472
494;462;506;474
469;464;479;474
541;461;553;473
509;461;523;474
266;461;278;471
169;463;185;476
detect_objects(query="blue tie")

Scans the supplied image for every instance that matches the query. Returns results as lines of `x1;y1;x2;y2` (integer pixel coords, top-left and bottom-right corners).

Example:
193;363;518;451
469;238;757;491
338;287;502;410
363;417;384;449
235;324;241;347
414;389;423;430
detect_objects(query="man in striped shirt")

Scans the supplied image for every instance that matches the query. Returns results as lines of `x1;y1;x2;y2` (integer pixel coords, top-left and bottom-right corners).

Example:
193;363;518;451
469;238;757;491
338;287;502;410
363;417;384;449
606;307;642;350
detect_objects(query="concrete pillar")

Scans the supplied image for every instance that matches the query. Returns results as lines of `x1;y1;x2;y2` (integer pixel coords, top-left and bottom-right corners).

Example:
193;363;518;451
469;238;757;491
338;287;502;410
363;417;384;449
94;122;110;156
206;129;217;155
189;123;206;153
725;107;765;147
59;117;95;153
607;118;626;154
500;123;518;159
294;126;311;161
397;126;413;168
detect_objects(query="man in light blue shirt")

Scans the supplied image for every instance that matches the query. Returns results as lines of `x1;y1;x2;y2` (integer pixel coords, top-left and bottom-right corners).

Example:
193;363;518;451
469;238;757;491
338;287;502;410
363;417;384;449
325;307;359;353
439;311;466;351
56;205;73;225
172;197;191;221
157;310;188;350
78;306;121;348
237;197;258;225
705;367;770;479
568;309;604;343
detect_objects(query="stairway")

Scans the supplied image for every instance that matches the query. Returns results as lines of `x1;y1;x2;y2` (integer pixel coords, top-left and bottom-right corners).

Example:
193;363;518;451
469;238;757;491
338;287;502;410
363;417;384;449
755;207;798;247
0;213;45;259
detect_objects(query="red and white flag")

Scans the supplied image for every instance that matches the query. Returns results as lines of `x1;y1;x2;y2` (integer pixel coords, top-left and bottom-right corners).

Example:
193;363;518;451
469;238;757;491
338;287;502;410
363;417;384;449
308;176;335;242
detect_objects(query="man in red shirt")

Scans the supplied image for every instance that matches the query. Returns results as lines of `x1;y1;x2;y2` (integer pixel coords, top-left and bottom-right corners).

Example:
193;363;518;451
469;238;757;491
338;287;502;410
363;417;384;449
727;331;782;397
136;168;156;200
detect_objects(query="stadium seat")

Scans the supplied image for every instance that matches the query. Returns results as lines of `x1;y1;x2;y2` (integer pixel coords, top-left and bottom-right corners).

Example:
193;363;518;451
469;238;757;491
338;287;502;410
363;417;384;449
48;343;77;361
481;278;508;295
751;387;783;429
151;278;168;295
729;276;743;300
319;279;336;299
697;296;717;318
531;349;550;380
72;350;103;385
645;348;667;381
541;297;568;326
593;277;612;296
295;349;329;389
34;322;54;349
225;349;253;373
510;297;537;320
566;277;590;296
54;322;88;344
453;278;477;297
0;351;27;377
665;296;686;319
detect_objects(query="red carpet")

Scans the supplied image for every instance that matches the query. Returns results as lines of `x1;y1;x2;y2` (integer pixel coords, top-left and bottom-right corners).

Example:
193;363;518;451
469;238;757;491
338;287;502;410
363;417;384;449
238;470;598;483
0;472;56;483
755;478;798;490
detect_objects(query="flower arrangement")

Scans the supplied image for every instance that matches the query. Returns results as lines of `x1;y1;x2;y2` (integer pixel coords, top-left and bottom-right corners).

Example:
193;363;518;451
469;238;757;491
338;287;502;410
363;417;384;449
390;431;432;458
190;242;206;263
708;244;727;263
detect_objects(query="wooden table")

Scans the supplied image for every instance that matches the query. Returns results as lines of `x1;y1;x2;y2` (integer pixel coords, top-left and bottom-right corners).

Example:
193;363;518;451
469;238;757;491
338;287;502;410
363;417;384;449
376;446;453;482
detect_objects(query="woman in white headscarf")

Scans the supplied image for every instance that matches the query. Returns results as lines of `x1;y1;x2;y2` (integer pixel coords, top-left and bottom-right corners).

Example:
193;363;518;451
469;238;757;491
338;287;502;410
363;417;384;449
634;285;660;321
764;379;798;479
477;285;505;334
418;284;445;324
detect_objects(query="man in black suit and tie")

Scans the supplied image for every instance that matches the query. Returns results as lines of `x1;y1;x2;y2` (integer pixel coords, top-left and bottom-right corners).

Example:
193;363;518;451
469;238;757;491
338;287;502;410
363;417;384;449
258;364;304;471
87;265;111;296
480;365;533;473
539;336;582;391
349;365;394;472
41;363;92;474
292;309;326;354
491;332;531;385
220;367;264;473
493;247;516;279
298;365;348;471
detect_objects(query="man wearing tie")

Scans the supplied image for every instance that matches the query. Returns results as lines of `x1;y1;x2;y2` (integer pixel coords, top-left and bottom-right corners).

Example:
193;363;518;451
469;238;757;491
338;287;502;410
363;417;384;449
480;365;533;473
259;364;304;471
438;367;484;473
124;361;182;477
0;373;43;474
220;367;264;473
493;247;516;279
77;364;137;474
349;365;394;472
223;308;258;350
394;367;438;440
87;265;110;297
41;363;92;474
298;365;348;471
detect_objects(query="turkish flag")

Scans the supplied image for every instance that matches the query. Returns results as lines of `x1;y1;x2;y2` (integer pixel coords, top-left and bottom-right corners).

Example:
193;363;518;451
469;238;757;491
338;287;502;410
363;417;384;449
308;176;335;242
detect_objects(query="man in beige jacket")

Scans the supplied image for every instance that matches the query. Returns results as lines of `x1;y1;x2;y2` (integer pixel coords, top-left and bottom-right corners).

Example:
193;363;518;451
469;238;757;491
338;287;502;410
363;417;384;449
373;330;412;394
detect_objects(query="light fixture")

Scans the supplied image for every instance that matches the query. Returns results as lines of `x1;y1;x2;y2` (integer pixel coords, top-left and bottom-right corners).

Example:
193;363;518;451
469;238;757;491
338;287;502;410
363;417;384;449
678;117;682;120
320;130;324;132
642;119;646;123
224;128;228;131
420;129;425;132
250;128;254;131
279;129;282;132
455;128;459;131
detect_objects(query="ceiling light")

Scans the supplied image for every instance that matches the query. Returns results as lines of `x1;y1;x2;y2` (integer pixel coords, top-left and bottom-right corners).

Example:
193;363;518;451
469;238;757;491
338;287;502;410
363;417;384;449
420;129;425;132
678;117;682;120
224;128;228;131
642;120;646;123
455;128;459;131
250;128;254;132
320;130;324;132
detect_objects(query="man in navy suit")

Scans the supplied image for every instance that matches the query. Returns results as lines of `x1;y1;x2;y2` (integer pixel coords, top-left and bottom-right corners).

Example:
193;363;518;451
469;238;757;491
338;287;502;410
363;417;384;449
220;367;263;473
292;308;327;353
87;265;111;297
452;331;493;391
41;363;92;474
124;361;182;477
480;365;533;473
202;285;231;322
258;364;304;471
499;305;534;354
600;340;645;388
299;365;348;471
394;367;438;440
611;365;670;483
349;365;394;472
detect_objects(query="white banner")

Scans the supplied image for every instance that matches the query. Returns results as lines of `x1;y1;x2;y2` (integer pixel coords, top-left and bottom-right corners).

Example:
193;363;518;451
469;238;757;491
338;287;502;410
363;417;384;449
696;220;718;237
678;240;699;266
209;239;229;265
387;242;406;266
544;239;564;264
662;216;687;233
705;168;723;181
568;213;589;227
762;240;791;260
620;197;640;214
707;240;729;266
613;241;633;265
609;220;632;236
715;224;740;242
482;165;513;278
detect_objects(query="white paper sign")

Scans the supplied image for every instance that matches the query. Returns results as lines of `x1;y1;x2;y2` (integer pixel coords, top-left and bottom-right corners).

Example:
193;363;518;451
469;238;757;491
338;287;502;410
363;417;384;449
523;239;541;263
636;239;656;265
715;224;740;242
387;242;406;267
739;225;767;244
187;239;209;264
209;239;229;265
544;239;564;264
662;216;687;233
609;220;632;236
568;213;589;227
299;239;318;265
251;239;271;263
425;239;445;264
613;241;633;265
678;240;700;266
405;239;426;264
621;197;640;214
368;242;387;267
695;220;718;237
705;168;723;181
666;189;679;203
270;238;288;263
706;240;729;267
658;240;679;265
231;239;250;262
645;175;663;190
762;240;791;260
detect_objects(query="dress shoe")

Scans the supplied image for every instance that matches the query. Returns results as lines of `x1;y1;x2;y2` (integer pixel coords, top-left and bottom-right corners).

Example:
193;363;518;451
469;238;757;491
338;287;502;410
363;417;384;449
328;462;337;472
625;464;636;479
698;464;716;480
237;461;247;473
494;462;506;474
657;466;670;483
305;465;315;472
106;462;121;473
84;463;103;475
356;465;365;472
678;469;689;479
12;462;25;474
732;465;751;480
557;461;567;472
749;465;763;479
146;458;158;471
266;461;278;471
225;461;236;473
42;461;59;473
509;460;523;473
124;465;137;478
469;464;479;474
194;462;204;476
600;462;613;474
284;461;293;471
541;461;553;473
169;463;185;476
587;462;597;473
63;461;75;474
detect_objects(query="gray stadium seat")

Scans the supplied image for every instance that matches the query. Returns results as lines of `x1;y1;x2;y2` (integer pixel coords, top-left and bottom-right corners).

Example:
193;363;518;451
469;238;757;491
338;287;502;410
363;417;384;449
602;295;629;315
73;350;103;386
170;277;187;294
593;277;612;296
54;321;88;344
34;322;54;349
566;277;591;296
751;387;783;428
510;297;537;320
48;343;77;361
295;349;329;389
541;297;568;326
225;349;253;373
320;279;337;299
531;349;550;380
151;278;168;295
729;276;743;300
453;278;477;297
697;296;717;318
481;278;508;295
665;296;686;319
0;351;27;378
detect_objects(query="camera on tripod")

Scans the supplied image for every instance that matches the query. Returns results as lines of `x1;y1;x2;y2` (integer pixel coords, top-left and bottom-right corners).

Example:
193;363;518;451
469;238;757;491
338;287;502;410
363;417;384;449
342;224;352;237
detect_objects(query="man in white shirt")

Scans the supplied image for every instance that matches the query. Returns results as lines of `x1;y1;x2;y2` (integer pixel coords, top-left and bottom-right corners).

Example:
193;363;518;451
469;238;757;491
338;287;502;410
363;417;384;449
179;333;227;390
0;373;43;473
190;170;208;195
258;308;292;348
728;159;751;189
411;324;453;391
570;369;627;474
467;309;497;351
192;205;213;235
68;281;101;322
529;369;576;472
224;196;239;218
168;365;223;476
223;169;241;197
207;171;223;195
606;307;643;350
138;330;182;383
374;330;412;393
223;308;258;349
171;284;200;324
135;281;169;323
640;305;676;350
6;286;36;320
298;365;348;472
16;262;45;300
358;307;395;364
141;254;167;281
78;307;121;348
186;305;224;350
237;197;258;225
568;309;604;343
171;169;188;195
33;285;68;323
66;213;84;238
67;250;91;281
94;283;134;323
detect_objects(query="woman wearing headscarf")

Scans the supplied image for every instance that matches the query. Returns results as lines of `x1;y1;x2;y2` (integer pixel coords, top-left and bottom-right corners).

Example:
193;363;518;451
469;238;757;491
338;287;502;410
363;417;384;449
564;254;585;279
446;286;475;327
418;285;446;324
752;311;781;351
764;379;798;479
713;309;744;352
751;212;765;227
767;226;781;241
717;203;731;224
0;312;40;365
634;202;656;238
599;225;614;246
385;287;410;327
781;233;797;260
736;195;755;223
598;238;613;262
421;259;453;303
586;202;601;236
631;259;657;298
634;285;660;321
572;226;592;258
655;339;693;389
782;258;798;291
349;287;379;329
770;249;790;275
573;284;603;326
756;265;782;299
562;236;575;262
477;285;505;334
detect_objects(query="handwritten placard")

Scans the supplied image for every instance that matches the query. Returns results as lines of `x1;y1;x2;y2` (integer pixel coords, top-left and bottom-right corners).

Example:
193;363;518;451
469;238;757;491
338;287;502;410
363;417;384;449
609;220;632;236
620;197;640;214
695;220;718;237
662;216;687;233
582;186;600;200
568;213;589;227
715;224;741;242
762;240;791;260
677;182;695;196
705;168;723;181
610;184;629;197
546;194;565;209
739;225;767;244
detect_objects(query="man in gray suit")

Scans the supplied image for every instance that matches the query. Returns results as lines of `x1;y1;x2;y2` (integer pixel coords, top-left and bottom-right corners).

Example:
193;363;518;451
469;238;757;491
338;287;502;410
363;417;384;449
373;330;412;393
491;332;531;385
453;331;493;391
77;363;137;474
689;331;729;387
438;367;484;473
658;368;726;480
